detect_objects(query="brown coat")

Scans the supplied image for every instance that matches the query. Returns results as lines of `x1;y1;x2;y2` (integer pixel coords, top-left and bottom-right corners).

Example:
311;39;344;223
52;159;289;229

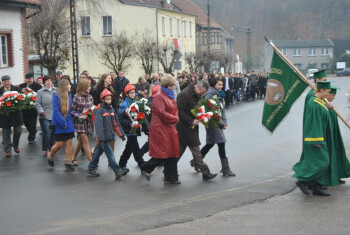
176;84;201;146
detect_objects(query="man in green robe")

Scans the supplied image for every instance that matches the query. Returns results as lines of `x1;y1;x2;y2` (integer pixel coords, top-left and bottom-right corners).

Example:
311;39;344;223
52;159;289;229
293;81;332;196
326;87;350;184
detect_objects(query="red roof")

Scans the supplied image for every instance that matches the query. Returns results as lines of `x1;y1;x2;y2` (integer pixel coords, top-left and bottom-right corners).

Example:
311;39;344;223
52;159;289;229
172;0;222;28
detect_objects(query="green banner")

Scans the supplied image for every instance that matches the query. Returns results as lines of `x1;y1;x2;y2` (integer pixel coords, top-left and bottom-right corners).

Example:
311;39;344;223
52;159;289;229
262;50;308;133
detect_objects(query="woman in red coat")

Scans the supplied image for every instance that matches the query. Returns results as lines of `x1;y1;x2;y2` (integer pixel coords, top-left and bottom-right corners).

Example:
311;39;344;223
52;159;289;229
141;74;180;184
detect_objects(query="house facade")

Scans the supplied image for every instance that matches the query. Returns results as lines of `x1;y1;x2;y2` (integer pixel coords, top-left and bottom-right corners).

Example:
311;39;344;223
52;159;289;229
172;0;235;73
0;0;41;85
264;39;334;72
63;0;196;82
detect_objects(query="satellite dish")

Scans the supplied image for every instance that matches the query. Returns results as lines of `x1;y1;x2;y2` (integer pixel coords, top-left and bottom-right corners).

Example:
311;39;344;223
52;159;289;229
167;0;171;4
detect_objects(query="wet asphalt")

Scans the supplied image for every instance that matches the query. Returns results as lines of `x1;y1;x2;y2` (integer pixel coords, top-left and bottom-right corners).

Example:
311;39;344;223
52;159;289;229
1;76;349;235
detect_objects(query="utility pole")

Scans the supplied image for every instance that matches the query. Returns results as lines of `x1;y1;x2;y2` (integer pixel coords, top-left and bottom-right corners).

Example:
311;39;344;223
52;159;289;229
245;27;252;73
70;0;80;84
206;0;211;72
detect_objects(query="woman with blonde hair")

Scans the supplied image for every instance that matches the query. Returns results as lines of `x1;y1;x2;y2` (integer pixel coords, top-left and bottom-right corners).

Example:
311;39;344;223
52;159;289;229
47;79;75;171
71;79;94;165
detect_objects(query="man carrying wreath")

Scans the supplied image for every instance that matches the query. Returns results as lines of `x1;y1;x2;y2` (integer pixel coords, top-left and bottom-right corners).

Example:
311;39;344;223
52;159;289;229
0;75;23;157
176;80;217;181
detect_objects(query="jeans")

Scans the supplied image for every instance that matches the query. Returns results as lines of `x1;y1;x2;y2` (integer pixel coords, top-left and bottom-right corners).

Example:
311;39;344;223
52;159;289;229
236;89;241;102
2;126;22;152
39;119;55;151
89;141;121;172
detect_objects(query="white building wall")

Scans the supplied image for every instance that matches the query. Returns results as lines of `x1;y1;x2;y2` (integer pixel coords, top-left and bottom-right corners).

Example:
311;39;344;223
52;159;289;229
0;6;24;85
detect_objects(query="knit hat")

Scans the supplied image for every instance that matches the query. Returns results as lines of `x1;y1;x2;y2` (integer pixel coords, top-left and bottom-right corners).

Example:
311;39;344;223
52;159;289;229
100;88;114;100
124;83;137;94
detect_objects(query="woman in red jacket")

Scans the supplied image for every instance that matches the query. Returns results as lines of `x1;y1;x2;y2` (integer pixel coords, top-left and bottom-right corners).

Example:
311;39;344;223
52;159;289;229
141;74;180;184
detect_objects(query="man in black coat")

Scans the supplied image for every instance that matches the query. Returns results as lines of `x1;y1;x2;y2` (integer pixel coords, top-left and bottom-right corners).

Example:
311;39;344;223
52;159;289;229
176;81;217;181
0;75;23;157
222;73;234;108
19;73;42;144
233;74;244;104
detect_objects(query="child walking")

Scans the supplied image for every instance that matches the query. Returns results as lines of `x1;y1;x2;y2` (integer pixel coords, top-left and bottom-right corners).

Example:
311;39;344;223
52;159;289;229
88;89;127;179
71;80;94;165
48;79;75;171
118;84;148;173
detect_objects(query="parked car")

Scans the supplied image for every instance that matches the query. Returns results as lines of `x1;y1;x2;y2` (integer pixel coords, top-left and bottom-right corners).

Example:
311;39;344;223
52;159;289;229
336;68;350;77
306;69;318;79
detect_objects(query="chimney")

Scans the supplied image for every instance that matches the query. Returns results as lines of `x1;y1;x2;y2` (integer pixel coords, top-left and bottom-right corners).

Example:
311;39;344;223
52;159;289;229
160;0;164;8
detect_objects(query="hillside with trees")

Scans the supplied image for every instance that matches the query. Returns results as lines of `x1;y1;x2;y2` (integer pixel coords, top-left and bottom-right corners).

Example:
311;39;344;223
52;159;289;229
193;0;350;68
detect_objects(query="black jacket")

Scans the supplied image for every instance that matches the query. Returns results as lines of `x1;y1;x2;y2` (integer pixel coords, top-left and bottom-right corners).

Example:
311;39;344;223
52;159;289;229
222;77;234;91
233;77;244;90
0;85;24;127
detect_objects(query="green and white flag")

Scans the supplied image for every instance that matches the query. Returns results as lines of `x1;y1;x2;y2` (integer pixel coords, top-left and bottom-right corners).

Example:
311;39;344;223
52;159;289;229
262;50;308;133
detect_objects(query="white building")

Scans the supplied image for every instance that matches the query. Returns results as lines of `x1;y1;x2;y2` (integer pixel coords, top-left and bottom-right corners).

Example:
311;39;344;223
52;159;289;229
0;0;41;85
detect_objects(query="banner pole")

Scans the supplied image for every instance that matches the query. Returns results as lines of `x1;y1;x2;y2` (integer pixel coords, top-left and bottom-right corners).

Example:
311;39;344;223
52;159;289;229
264;36;350;130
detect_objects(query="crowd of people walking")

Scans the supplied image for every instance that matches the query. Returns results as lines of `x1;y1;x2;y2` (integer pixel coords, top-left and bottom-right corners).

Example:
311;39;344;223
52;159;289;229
0;70;267;184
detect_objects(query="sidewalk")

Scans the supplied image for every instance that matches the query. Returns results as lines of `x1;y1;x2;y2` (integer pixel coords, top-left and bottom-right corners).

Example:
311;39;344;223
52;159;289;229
137;182;350;235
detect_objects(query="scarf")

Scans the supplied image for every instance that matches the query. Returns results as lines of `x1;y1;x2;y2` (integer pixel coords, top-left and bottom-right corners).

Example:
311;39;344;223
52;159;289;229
161;87;175;99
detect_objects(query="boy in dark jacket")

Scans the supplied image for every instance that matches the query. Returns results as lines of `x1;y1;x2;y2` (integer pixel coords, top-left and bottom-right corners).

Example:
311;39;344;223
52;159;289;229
118;83;149;173
88;89;128;179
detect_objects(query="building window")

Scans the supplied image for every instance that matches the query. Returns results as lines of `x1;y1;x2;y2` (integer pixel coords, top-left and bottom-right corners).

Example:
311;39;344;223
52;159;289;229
218;32;221;43
293;48;301;56
202;32;206;44
322;48;329;55
281;48;287;56
217;32;220;44
183;20;187;37
81;16;91;36
321;63;329;69
294;64;302;69
309;48;316;56
0;35;9;68
177;19;180;36
102;16;112;36
169;18;173;36
162;17;165;36
189;21;192;37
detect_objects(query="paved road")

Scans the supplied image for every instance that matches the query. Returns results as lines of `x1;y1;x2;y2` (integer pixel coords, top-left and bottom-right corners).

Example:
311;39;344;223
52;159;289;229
1;76;349;234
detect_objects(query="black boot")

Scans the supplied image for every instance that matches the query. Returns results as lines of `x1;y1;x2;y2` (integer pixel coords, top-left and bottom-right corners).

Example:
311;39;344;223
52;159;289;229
313;185;331;196
115;168;128;179
202;173;217;181
296;181;309;195
189;159;201;173
64;160;75;172
220;158;236;177
88;167;100;177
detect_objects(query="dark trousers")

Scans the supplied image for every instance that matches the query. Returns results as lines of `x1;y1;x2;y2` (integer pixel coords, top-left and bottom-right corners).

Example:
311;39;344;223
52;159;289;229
142;157;178;182
259;86;266;98
250;85;257;100
23;114;38;141
2;126;22;152
224;90;231;107
119;135;145;168
201;143;226;159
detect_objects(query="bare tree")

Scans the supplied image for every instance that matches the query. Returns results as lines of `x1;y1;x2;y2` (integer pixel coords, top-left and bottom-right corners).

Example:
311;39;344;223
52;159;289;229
185;52;203;73
28;0;70;77
134;29;157;75
98;31;134;73
308;0;347;39
157;41;177;74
